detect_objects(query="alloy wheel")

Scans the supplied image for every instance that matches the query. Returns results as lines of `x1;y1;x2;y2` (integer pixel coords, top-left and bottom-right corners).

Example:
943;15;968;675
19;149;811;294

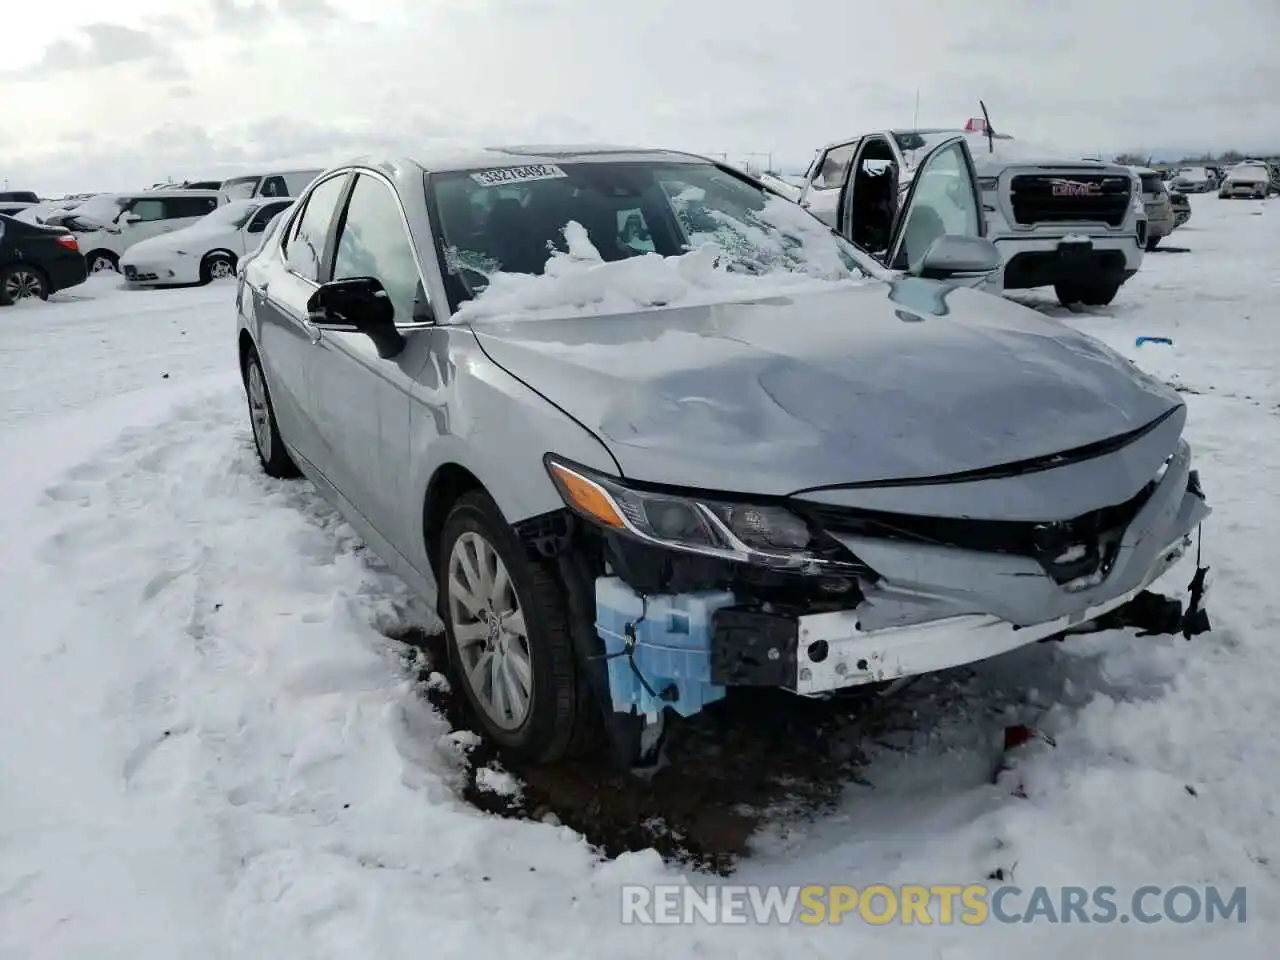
3;268;43;301
447;530;533;731
246;361;272;461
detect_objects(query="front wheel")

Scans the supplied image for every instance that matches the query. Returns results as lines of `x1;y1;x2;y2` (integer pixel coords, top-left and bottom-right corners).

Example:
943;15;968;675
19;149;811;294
438;491;592;763
1055;280;1120;308
86;250;119;274
201;253;236;284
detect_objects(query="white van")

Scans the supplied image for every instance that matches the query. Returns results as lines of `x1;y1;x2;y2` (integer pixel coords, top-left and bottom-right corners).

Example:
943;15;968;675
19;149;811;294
218;169;325;201
62;190;225;274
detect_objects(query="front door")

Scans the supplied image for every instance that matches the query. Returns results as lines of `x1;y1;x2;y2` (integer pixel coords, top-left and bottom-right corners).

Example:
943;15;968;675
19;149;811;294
798;139;860;227
882;136;986;274
306;171;436;549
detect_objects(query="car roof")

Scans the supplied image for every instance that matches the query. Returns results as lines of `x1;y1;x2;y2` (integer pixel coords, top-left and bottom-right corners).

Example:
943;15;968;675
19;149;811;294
1131;166;1159;175
325;144;714;178
118;189;224;198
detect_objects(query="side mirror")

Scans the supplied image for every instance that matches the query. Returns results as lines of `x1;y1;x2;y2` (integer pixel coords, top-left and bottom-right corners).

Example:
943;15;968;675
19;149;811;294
119;212;142;225
910;235;1001;281
306;277;405;359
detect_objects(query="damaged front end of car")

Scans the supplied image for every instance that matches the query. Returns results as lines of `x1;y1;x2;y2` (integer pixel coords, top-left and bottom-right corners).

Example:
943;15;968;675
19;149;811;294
515;445;1212;768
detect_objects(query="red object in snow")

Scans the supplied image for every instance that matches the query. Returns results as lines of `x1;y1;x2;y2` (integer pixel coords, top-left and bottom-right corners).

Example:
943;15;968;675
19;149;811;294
964;118;988;133
1003;724;1036;751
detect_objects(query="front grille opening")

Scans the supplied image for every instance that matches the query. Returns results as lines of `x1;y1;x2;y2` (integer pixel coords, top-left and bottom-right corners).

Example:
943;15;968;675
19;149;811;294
799;479;1157;586
1010;173;1132;227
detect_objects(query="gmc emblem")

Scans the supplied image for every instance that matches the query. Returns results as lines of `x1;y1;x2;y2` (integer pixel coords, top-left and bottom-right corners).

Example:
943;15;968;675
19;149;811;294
1050;179;1102;197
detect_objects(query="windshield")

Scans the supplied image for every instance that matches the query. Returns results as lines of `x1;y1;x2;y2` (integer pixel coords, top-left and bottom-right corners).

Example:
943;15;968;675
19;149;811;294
1231;164;1269;180
221;176;261;200
191;201;259;230
63;194;130;229
430;160;871;307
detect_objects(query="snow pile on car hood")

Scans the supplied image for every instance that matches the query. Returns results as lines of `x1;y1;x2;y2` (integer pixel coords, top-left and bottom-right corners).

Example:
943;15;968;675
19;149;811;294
453;199;873;323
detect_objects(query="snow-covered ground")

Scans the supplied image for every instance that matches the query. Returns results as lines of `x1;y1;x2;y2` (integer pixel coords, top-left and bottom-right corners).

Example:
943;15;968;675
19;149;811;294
1;196;1276;957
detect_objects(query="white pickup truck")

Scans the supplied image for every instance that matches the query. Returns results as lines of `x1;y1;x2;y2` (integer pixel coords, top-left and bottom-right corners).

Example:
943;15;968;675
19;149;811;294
794;122;1148;308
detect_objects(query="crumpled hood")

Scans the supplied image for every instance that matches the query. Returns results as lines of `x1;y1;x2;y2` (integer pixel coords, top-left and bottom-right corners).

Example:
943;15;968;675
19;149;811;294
470;282;1183;495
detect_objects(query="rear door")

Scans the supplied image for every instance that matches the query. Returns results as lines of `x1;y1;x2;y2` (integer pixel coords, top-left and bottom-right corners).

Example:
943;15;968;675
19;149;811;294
797;139;860;226
883;135;986;272
249;172;352;469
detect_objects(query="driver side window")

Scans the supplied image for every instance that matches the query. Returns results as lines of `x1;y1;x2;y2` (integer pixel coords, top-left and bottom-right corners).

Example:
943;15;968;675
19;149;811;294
895;141;981;269
812;143;856;190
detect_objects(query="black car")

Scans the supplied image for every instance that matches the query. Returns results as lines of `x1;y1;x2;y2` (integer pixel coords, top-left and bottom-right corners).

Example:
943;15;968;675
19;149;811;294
0;214;89;306
0;190;40;204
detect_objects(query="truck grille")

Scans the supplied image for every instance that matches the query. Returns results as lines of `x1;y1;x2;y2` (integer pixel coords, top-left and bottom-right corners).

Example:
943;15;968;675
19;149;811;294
1010;173;1131;227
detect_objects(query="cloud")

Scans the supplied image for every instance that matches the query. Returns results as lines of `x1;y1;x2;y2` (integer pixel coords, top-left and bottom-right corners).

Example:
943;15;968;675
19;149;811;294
277;0;344;22
26;23;174;75
5;0;1278;192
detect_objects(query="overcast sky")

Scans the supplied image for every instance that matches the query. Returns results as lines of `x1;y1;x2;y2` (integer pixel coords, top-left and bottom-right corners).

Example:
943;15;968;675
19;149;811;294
3;0;1278;194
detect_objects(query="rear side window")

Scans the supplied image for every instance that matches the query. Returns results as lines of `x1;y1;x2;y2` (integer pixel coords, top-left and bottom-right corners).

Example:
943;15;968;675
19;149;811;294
163;196;220;218
286;174;348;281
1139;174;1163;194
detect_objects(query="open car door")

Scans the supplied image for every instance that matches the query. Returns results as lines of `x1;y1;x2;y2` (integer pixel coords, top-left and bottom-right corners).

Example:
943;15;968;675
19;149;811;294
838;134;994;286
885;135;987;271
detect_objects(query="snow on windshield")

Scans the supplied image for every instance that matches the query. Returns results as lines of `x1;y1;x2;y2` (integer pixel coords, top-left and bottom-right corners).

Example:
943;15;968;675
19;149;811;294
192;201;258;230
436;161;874;322
63;194;129;229
220;177;260;201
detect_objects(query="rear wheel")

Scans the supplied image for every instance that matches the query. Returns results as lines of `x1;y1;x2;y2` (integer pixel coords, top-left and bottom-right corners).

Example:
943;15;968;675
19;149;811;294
86;250;119;274
0;264;48;305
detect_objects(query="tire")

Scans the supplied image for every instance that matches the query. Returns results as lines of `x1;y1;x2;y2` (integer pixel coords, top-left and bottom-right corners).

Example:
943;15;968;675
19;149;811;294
438;490;593;764
85;250;119;274
1145;236;1161;251
0;263;49;306
1055;280;1120;308
242;346;300;478
200;252;236;284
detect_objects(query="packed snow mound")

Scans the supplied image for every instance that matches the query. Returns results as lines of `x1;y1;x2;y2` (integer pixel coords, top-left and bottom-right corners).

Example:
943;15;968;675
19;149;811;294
453;197;872;322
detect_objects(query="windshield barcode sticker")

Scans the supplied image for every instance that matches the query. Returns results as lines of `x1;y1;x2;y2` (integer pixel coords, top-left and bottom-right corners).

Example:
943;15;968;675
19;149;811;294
470;164;568;187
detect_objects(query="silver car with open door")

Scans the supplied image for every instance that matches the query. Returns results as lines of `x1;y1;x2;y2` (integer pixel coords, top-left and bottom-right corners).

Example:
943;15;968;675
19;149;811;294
235;145;1211;770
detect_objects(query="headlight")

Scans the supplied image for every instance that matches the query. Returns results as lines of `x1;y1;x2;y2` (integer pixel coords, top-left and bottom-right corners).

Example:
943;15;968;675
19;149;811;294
544;456;862;574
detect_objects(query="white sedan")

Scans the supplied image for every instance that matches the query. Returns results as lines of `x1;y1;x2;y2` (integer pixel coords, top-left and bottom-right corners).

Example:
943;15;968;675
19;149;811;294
121;198;295;286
